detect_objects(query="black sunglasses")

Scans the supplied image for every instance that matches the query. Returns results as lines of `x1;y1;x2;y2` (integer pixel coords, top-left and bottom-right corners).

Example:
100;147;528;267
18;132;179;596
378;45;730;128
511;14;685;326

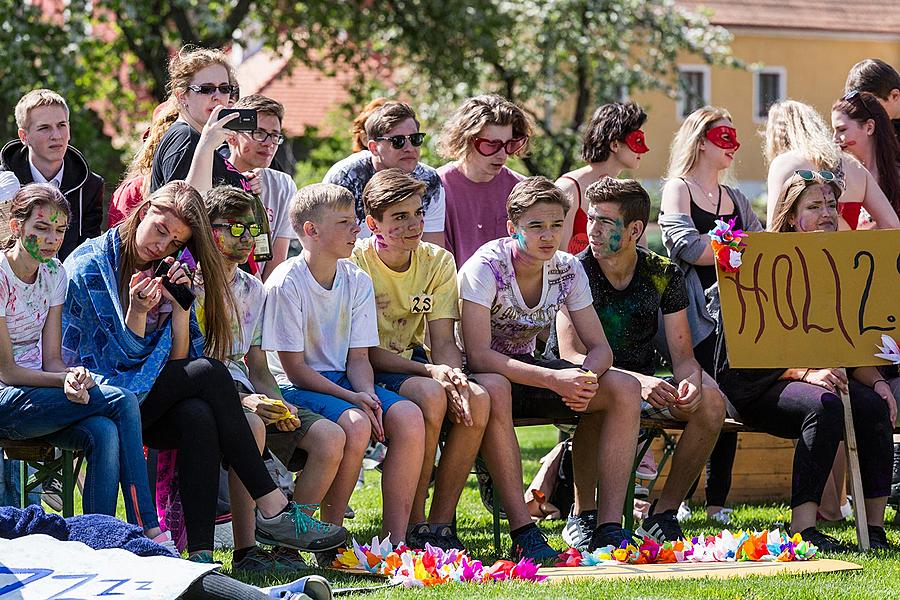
211;222;262;238
187;84;240;99
373;132;426;149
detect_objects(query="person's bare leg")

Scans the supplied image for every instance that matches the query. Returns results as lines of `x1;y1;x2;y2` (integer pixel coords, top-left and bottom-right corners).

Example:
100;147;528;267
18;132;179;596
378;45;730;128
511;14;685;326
429;378;491;523
477;376;534;530
818;448;848;521
584;370;641;525
864;496;888;528
571;412;602;514
380;401;425;543
231;413;267;550
791;501;818;533
397;377;447;525
293;420;346;511
320;409;370;526
656;383;726;513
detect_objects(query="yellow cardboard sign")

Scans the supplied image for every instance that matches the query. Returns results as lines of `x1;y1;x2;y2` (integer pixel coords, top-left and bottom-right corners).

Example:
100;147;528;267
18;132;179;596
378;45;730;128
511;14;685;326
717;230;900;368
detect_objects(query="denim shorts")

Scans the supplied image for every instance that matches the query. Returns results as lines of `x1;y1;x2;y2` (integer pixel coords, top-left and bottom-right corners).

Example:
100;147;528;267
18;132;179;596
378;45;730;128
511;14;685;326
280;371;408;423
374;347;429;394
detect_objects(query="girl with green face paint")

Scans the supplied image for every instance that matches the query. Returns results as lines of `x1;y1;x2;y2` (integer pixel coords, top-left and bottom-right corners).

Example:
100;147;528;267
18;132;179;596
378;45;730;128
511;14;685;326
3;184;70;273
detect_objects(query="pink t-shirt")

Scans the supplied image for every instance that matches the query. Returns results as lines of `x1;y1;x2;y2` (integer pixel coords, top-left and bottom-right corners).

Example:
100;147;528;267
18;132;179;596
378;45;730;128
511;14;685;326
439;163;525;267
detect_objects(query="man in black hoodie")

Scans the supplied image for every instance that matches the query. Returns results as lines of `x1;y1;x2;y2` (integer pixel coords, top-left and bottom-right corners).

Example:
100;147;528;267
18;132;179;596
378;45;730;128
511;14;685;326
0;89;103;260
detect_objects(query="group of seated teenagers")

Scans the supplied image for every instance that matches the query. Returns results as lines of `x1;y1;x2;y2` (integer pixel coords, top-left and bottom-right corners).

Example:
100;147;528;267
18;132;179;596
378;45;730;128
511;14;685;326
0;45;898;571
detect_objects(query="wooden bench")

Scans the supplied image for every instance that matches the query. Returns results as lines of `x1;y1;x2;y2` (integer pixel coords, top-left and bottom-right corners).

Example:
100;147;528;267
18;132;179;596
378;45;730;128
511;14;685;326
1;440;83;517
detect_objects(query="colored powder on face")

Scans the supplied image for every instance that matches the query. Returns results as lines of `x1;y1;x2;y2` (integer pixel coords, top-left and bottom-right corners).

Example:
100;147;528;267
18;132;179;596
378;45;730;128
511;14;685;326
374;233;387;251
21;234;53;264
606;219;624;253
513;230;527;251
49;211;60;223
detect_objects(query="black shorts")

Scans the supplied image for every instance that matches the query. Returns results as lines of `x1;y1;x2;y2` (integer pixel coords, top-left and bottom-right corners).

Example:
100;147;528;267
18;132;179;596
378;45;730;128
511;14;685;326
509;355;581;419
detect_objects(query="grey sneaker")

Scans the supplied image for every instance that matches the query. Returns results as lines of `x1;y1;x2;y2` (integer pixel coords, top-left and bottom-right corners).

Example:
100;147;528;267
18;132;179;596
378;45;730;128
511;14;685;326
233;546;301;574
271;545;308;569
256;502;347;552
561;507;596;551
265;574;332;600
41;477;64;512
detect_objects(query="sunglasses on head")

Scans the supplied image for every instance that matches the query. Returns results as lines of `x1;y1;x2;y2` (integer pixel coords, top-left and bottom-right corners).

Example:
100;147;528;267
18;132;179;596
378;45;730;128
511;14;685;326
187;84;240;99
373;132;427;149
212;222;262;238
841;89;877;121
472;136;528;157
246;129;285;145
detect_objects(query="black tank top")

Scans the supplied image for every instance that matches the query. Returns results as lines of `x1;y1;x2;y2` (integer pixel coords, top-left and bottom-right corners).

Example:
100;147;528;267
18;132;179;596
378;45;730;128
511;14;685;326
680;178;742;290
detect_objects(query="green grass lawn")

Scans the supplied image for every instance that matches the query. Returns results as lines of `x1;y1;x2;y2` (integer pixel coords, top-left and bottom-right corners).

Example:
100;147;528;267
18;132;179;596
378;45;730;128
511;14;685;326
90;425;900;598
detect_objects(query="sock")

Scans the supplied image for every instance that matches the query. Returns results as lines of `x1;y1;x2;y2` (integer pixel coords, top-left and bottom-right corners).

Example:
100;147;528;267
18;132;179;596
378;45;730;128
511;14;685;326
233;546;254;563
597;522;621;533
578;509;598;518
510;522;537;540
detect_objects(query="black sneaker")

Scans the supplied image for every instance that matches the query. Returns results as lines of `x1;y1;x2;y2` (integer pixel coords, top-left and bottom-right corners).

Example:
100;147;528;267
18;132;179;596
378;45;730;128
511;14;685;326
889;443;900;508
589;523;636;551
797;527;853;553
405;523;437;550
868;525;894;551
313;548;340;568
474;457;507;519
511;526;558;563
637;508;685;543
561;507;596;551
430;524;466;551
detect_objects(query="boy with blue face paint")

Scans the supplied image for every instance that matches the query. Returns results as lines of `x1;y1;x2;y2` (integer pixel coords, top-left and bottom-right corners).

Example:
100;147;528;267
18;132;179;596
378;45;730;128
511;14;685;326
548;178;726;547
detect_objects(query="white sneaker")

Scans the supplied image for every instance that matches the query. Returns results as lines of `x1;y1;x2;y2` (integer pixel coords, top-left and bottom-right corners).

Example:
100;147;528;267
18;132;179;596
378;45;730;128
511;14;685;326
676;502;692;522
709;507;733;525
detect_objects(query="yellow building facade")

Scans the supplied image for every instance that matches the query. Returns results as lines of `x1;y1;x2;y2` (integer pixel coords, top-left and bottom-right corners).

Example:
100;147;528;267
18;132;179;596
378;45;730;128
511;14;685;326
632;18;900;197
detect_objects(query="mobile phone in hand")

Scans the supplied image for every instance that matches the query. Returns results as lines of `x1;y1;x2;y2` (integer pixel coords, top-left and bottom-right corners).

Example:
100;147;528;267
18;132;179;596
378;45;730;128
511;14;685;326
153;260;195;311
220;108;257;131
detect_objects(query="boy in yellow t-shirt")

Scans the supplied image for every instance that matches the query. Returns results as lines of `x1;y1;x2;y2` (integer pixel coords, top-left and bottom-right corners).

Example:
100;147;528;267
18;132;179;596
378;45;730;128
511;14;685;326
351;168;506;552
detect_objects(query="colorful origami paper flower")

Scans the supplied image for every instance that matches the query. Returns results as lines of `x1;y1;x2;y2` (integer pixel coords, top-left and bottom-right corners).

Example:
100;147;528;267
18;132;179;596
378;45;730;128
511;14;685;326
708;218;747;273
875;334;900;364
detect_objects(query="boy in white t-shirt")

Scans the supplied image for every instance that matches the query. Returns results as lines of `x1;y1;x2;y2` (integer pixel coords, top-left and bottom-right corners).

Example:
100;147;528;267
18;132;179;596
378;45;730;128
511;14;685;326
352;169;506;551
262;183;425;558
458;176;641;558
197;186;347;572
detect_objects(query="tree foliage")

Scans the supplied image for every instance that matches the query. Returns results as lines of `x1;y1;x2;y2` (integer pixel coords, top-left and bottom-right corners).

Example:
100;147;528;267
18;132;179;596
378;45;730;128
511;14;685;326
4;0;736;182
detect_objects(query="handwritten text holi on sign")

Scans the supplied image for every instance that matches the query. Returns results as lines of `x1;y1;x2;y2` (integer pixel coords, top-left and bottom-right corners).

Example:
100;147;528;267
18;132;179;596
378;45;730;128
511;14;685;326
717;230;900;368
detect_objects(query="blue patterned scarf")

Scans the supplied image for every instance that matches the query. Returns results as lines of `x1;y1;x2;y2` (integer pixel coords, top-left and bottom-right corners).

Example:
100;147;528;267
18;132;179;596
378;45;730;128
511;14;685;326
61;228;204;398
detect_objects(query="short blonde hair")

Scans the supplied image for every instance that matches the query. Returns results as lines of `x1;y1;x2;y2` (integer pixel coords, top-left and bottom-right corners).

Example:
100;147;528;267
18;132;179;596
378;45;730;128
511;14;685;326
362;168;426;221
15;89;69;129
665;106;734;181
763;100;841;169
506;177;569;224
289;183;354;236
437;94;533;160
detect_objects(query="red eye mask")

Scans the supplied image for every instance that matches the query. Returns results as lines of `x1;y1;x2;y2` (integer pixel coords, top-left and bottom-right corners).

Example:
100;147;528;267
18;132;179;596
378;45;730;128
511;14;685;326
623;129;649;154
706;126;740;151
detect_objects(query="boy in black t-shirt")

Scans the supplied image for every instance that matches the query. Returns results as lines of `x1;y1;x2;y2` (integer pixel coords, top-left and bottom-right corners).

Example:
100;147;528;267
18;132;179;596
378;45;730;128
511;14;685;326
549;178;726;545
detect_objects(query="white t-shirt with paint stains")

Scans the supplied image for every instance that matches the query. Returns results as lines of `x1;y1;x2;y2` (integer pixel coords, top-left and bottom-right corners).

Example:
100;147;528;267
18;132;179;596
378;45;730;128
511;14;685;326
194;268;265;391
458;238;593;356
0;254;67;387
261;255;379;380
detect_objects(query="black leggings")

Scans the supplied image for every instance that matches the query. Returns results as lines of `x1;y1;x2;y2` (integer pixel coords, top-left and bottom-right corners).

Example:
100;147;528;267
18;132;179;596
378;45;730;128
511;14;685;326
141;358;278;552
732;380;892;508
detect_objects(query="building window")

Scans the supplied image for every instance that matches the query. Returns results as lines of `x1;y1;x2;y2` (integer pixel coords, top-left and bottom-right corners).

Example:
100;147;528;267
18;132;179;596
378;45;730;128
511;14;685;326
677;65;710;120
754;67;787;122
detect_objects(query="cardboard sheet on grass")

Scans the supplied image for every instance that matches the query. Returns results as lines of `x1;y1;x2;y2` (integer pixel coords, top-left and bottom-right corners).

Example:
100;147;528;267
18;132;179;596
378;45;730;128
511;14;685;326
717;230;900;368
538;559;861;582
0;534;216;599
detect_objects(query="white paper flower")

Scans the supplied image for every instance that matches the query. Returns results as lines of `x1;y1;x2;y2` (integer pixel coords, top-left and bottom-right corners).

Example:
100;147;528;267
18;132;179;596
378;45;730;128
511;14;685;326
728;249;743;269
875;334;900;364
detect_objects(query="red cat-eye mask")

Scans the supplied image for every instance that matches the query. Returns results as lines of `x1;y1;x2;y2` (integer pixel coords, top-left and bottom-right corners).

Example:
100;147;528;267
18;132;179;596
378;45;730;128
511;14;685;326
623;129;650;154
706;125;740;151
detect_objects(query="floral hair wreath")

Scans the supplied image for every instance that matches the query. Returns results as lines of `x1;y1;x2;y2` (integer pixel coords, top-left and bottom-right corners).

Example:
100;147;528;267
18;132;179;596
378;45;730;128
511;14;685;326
708;218;748;273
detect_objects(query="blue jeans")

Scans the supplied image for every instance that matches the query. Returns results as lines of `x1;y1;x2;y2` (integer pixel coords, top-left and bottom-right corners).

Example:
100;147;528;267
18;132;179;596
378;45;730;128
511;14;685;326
0;384;158;529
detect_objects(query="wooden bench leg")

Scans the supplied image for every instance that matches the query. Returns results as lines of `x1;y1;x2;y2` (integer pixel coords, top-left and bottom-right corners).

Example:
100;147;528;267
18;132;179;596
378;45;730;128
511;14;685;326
493;495;502;557
19;458;27;509
646;430;677;496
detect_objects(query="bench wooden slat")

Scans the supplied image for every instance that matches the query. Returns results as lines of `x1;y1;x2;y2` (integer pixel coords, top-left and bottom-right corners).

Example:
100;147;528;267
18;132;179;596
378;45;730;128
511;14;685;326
1;440;56;462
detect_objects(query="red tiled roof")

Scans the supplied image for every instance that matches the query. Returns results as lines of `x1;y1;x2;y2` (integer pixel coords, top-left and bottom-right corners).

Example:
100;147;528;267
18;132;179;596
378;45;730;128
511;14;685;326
235;50;353;137
677;1;900;36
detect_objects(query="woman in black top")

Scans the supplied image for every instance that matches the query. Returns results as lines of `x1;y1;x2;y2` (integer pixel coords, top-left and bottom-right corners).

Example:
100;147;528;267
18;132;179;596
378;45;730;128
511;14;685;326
659;106;763;522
